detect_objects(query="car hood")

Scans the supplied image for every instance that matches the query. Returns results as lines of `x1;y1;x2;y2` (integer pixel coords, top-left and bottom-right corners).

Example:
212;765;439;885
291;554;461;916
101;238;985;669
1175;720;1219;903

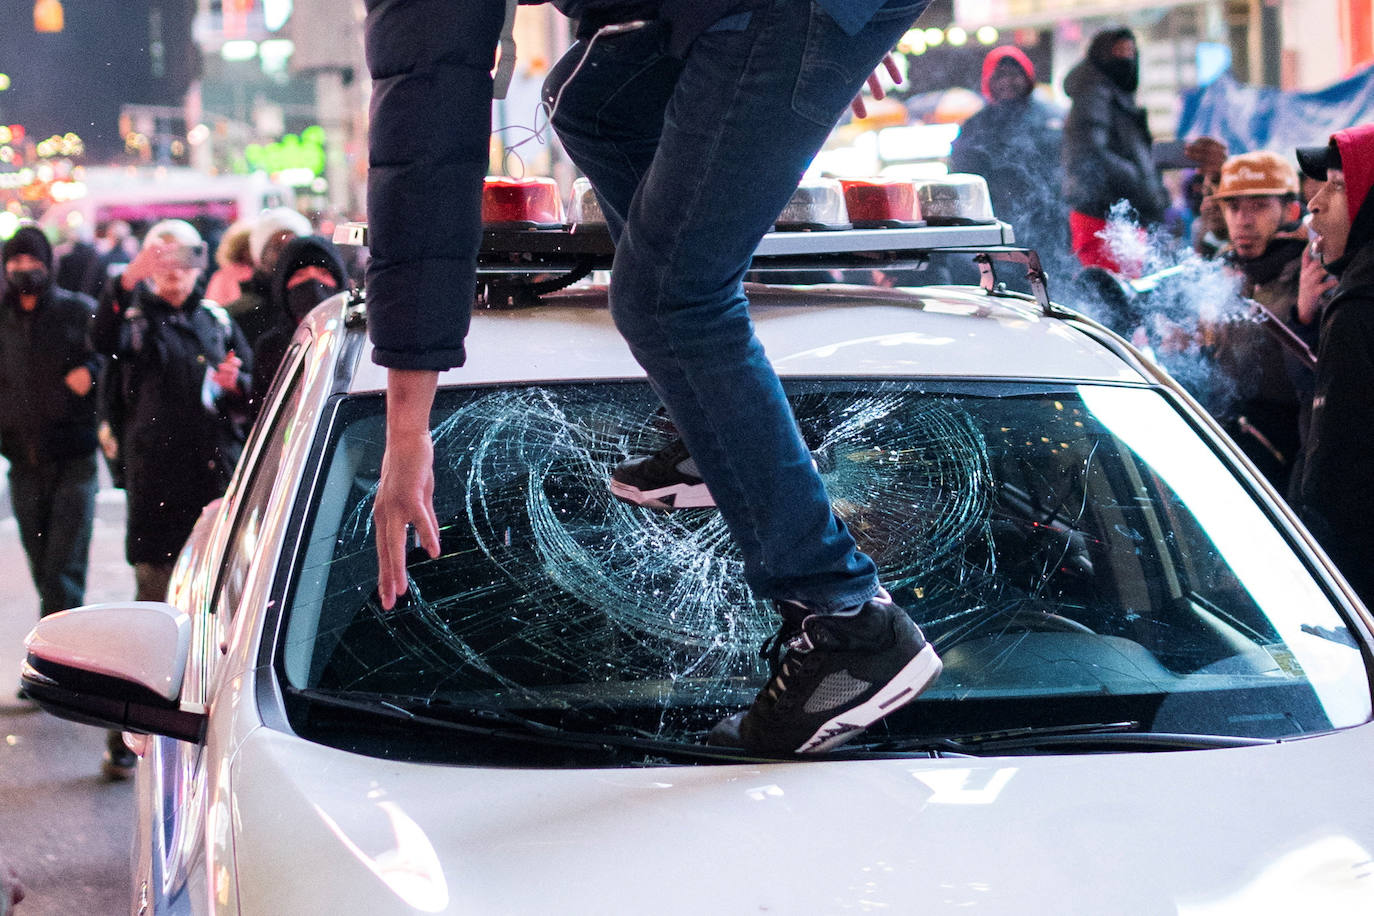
230;724;1374;914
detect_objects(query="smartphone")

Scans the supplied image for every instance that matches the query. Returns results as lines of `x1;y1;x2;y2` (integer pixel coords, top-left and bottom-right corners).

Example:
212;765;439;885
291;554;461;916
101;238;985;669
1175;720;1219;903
1152;140;1193;170
170;242;208;270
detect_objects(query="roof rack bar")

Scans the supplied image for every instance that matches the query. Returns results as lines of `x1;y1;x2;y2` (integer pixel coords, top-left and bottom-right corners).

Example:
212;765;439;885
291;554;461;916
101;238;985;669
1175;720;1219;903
937;247;1059;317
334;221;1017;258
332;221;1065;313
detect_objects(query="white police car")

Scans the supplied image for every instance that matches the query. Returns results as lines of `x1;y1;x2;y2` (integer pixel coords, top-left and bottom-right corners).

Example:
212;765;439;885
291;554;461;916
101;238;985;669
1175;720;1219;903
22;177;1374;913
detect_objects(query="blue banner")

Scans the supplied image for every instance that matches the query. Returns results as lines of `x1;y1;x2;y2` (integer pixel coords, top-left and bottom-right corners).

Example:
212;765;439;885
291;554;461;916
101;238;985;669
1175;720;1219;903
1177;64;1374;153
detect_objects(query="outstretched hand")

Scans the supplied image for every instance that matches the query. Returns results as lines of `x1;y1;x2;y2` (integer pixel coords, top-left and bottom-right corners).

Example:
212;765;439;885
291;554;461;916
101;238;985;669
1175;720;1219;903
375;370;442;610
850;53;903;120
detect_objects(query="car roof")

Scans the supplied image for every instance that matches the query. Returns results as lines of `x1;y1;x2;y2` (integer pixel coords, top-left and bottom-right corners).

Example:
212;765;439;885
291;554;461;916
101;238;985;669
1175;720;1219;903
342;282;1149;394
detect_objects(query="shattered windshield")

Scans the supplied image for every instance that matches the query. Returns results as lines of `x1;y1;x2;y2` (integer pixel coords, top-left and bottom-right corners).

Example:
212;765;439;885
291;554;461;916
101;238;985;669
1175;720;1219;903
276;380;1369;764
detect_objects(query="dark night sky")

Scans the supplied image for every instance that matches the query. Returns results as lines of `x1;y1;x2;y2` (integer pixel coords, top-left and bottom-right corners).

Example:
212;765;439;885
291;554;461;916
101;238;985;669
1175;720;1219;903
0;1;197;160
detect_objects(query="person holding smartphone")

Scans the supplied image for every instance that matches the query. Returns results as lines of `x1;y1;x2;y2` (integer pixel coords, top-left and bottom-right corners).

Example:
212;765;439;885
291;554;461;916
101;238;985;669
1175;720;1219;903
90;219;254;778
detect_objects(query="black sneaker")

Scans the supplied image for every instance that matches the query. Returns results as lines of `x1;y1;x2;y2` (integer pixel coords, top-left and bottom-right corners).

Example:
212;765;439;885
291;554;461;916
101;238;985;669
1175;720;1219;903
610;438;715;509
709;593;941;754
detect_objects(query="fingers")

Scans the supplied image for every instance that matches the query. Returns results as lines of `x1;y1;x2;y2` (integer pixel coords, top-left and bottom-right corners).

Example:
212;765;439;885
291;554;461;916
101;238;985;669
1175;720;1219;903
375;507;440;610
375;507;408;611
866;71;885;101
373;429;439;610
850;95;868;119
882;52;902;85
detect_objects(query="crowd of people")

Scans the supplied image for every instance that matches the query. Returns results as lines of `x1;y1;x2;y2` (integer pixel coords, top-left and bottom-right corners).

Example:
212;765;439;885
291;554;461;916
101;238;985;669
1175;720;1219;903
2;206;349;780
946;28;1373;614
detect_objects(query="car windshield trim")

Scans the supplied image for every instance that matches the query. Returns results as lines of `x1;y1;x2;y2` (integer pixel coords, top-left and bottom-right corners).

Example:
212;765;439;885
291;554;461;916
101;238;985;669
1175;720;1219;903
288;686;774;764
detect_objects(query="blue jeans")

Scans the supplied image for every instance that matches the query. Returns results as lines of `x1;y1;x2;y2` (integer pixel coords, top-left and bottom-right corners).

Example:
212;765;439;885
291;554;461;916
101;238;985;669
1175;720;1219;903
547;0;930;612
8;452;97;615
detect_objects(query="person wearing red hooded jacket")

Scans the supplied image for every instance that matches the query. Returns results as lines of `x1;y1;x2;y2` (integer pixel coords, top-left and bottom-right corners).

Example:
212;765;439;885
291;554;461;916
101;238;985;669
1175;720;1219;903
949;45;1067;265
1294;123;1374;609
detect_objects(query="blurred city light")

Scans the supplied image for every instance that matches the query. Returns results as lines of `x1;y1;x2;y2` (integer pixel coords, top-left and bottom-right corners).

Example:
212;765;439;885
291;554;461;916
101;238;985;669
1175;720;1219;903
221;40;258;62
33;0;63;33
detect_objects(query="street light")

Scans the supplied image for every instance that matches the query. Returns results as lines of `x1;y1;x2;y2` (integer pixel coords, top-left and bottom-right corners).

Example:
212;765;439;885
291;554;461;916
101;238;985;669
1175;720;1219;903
34;0;64;33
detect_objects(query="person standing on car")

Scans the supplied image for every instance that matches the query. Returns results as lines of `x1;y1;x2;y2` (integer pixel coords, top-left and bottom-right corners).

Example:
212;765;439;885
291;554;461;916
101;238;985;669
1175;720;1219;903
0;227;101;627
365;0;943;756
250;234;348;415
949;45;1066;264
91;219;253;778
1294;125;1374;609
1061;27;1169;275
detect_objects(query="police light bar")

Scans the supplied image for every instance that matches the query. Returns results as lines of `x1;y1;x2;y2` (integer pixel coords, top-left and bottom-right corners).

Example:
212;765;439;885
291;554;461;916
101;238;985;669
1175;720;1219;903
567;177;606;229
482;177;564;229
913;173;996;224
776;179;851;231
840;178;923;229
332;174;1025;291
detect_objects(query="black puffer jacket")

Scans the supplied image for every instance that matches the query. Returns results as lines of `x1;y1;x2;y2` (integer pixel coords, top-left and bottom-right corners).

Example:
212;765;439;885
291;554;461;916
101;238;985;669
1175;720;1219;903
1061;29;1168;223
362;0;839;370
0;285;100;466
93;282;253;564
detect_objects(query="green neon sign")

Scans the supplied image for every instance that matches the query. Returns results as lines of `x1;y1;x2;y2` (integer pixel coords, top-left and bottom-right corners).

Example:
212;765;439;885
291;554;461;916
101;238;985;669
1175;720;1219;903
244;125;326;177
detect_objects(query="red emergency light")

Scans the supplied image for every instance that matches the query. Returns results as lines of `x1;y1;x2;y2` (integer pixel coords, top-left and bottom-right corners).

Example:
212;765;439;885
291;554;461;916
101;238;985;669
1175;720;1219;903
840;178;923;228
482;177;564;229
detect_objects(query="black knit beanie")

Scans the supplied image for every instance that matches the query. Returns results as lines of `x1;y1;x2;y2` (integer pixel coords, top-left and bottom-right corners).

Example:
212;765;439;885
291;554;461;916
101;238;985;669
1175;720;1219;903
2;226;54;271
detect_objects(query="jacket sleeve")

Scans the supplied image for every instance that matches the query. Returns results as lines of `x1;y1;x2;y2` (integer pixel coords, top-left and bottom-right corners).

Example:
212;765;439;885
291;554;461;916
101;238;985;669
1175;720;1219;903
59;292;102;380
90;277;135;357
363;0;507;371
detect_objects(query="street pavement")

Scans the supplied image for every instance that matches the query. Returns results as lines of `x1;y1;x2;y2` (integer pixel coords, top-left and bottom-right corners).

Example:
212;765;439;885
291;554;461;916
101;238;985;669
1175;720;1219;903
0;464;136;915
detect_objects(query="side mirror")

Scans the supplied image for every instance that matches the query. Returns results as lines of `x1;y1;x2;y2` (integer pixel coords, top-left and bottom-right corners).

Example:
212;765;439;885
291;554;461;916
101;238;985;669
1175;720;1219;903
21;602;207;743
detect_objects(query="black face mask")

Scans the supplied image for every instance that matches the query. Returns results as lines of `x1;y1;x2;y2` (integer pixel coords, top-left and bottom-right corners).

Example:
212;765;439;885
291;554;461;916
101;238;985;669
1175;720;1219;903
6;267;49;297
286;279;337;322
1100;57;1139;93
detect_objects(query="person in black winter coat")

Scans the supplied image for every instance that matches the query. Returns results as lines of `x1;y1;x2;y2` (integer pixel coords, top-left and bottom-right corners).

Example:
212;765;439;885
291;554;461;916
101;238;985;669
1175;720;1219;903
250;234;348;414
1061;27;1169;274
0;226;101;619
91;219;253;604
949;45;1066;265
1294;124;1374;609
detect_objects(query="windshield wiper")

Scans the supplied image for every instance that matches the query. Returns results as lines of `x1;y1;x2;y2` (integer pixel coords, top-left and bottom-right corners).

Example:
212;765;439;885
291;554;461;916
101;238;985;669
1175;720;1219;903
855;720;1278;756
290;687;773;765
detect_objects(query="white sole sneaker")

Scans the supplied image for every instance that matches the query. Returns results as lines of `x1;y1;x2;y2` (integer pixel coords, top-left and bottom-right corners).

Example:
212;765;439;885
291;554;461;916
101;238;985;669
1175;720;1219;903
798;643;943;753
609;478;716;509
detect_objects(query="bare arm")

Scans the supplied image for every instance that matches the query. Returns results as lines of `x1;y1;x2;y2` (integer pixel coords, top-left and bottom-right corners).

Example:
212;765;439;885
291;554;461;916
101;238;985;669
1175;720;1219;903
375;368;442;609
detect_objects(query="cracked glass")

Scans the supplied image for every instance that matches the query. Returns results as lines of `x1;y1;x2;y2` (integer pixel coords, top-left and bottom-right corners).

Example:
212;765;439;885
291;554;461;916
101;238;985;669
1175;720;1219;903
276;380;1369;765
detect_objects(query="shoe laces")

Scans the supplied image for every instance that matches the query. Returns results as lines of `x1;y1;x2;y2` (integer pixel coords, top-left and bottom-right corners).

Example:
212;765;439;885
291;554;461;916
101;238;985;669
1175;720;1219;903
759;620;816;707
